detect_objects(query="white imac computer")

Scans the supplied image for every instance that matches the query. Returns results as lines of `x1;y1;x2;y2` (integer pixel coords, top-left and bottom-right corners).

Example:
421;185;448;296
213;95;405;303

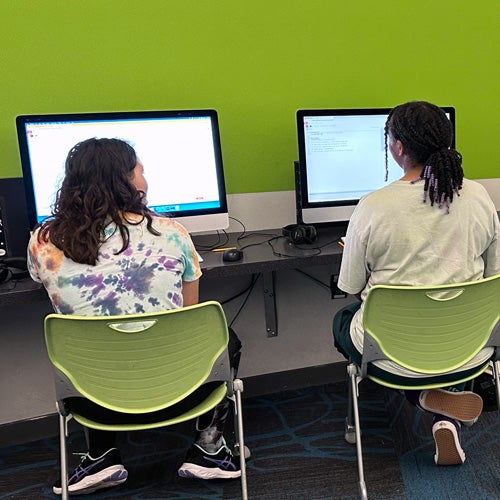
296;107;455;226
16;109;229;234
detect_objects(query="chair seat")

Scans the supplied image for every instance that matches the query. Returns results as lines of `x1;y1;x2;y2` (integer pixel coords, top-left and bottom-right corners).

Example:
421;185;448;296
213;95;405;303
70;383;228;431
366;361;490;390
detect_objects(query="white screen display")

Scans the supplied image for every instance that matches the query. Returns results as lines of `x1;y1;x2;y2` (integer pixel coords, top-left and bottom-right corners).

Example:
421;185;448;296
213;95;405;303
297;108;454;224
302;114;401;202
17;111;229;233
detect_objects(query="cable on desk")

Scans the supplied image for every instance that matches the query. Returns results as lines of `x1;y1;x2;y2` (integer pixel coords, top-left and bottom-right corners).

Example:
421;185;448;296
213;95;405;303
229;216;246;239
238;233;280;252
268;236;322;257
195;230;230;252
230;217;280;250
0;273;29;291
229;216;253;247
196;217;247;253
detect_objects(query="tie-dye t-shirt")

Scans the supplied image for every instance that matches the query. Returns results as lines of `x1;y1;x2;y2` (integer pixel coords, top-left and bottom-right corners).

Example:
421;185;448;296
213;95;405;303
27;215;202;316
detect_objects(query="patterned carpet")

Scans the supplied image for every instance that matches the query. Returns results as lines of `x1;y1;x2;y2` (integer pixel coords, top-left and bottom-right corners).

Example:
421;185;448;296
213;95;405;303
0;380;498;499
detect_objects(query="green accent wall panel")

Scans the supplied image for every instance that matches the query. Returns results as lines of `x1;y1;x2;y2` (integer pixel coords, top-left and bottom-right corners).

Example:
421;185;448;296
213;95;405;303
1;1;499;192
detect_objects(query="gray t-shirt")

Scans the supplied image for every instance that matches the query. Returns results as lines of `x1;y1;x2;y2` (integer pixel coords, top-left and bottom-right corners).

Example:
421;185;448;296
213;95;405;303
338;178;500;376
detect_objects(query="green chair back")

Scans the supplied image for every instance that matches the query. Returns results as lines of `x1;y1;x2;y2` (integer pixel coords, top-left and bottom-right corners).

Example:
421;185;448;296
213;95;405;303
363;274;500;374
44;301;229;414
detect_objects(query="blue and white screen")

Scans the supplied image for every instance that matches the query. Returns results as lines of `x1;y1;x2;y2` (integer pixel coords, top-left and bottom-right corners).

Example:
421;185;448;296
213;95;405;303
22;116;223;223
302;113;401;204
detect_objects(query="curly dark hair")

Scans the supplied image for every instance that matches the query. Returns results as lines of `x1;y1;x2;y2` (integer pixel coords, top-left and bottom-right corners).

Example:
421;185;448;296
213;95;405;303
39;137;159;265
384;101;464;212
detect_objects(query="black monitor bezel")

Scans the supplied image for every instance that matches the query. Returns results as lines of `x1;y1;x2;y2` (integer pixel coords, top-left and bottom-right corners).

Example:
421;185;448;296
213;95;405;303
16;109;228;230
296;106;456;211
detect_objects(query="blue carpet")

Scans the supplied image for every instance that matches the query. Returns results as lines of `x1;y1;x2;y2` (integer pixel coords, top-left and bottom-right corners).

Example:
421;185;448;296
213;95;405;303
0;381;498;499
396;407;500;499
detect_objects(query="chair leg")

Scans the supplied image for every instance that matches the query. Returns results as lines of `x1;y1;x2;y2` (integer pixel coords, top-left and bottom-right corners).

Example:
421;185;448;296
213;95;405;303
233;379;248;500
59;413;69;500
347;363;367;500
345;366;356;444
492;360;500;411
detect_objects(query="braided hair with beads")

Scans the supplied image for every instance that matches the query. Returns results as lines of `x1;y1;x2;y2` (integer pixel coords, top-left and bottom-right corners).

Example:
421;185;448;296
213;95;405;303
384;101;463;213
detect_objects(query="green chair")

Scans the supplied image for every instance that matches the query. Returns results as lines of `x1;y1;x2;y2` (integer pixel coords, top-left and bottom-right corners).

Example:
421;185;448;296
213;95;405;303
44;301;248;500
340;274;500;500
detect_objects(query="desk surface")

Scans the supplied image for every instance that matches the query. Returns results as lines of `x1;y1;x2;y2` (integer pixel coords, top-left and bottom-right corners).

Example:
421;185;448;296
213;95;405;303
193;226;345;278
0;226;345;296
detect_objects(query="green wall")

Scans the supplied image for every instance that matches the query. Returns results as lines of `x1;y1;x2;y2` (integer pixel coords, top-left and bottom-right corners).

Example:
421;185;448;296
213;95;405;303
1;1;498;192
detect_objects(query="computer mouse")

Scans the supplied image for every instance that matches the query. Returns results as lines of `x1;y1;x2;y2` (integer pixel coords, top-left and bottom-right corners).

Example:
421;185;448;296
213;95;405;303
222;249;244;262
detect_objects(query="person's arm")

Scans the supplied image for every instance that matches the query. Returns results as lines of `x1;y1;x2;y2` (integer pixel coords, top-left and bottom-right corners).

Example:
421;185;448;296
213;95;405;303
27;229;42;283
182;279;199;306
482;213;500;277
338;222;369;300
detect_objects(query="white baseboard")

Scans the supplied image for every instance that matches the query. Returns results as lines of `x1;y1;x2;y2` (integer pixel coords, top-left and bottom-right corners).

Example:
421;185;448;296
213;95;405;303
226;178;500;232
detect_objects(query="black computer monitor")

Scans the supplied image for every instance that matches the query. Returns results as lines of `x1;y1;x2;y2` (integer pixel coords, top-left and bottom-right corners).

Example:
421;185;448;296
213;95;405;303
296;107;455;225
16;109;229;233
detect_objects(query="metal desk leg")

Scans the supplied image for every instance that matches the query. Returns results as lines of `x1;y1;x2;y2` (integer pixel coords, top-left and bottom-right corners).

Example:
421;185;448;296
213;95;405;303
262;271;277;337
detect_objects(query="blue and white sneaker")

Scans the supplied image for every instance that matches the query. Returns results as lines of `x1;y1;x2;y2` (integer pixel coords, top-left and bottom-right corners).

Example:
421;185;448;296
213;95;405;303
178;438;241;479
53;448;127;495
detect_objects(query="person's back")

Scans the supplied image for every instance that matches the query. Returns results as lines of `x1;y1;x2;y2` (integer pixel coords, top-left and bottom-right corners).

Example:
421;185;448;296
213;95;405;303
342;177;498;298
29;214;200;315
334;100;499;468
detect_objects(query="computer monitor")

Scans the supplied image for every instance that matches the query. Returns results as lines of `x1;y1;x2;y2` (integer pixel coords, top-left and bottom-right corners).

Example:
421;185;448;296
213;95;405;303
16;109;229;234
296;107;455;226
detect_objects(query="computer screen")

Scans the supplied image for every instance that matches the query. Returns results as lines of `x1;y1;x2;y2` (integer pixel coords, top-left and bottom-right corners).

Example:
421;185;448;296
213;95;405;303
16;109;229;234
296;107;455;225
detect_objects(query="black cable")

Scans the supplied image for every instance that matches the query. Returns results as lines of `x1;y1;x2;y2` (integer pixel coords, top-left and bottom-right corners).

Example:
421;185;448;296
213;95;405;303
220;274;259;305
238;231;277;242
268;236;322;257
239;233;280;252
229;216;247;242
197;217;245;252
228;273;260;327
194;230;230;251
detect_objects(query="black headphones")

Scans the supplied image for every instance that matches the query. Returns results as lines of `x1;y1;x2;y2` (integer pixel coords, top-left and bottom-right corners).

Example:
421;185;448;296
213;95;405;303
0;263;10;284
0;257;28;284
282;224;317;245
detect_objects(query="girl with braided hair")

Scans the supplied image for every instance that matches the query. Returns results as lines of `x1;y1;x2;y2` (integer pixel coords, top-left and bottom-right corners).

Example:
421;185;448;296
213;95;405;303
333;101;500;466
385;101;464;212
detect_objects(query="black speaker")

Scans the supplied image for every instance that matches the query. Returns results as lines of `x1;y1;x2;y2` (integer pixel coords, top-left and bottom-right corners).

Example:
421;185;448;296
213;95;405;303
0;178;30;259
282;223;317;244
0;200;6;259
293;160;304;225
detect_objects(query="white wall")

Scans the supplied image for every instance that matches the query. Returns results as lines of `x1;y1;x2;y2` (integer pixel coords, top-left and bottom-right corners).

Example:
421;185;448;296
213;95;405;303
226;178;500;232
200;266;352;379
